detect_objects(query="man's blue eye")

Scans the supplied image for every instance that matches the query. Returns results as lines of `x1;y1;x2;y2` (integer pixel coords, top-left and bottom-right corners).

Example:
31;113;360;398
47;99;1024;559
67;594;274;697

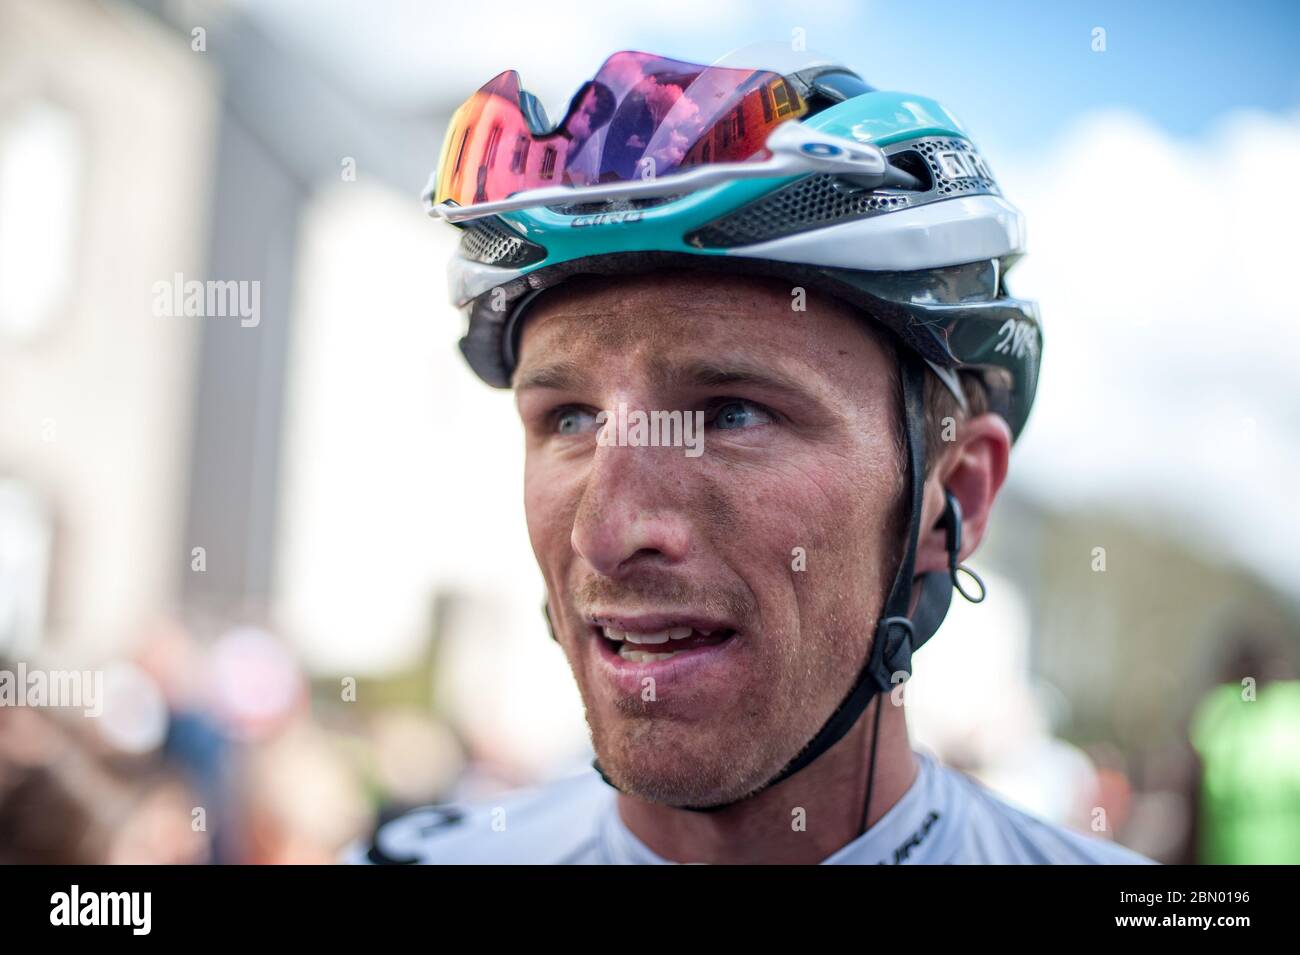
713;400;771;430
555;408;599;435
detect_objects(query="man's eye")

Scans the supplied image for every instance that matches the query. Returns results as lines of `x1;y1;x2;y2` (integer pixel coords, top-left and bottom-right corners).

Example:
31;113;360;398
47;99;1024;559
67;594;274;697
553;407;600;436
711;400;773;431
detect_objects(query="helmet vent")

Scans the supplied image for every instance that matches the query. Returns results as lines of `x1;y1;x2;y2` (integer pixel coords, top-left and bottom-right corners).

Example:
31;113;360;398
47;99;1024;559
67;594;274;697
686;173;911;248
686;136;1000;249
887;150;933;192
458;218;547;268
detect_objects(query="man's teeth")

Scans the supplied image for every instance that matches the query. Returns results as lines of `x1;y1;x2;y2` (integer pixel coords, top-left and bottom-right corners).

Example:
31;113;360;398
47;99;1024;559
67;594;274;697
619;647;682;663
600;625;719;662
601;625;696;645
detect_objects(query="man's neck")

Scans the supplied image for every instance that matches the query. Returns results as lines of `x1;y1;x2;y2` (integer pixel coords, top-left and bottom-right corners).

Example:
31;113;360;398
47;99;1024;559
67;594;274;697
615;697;918;864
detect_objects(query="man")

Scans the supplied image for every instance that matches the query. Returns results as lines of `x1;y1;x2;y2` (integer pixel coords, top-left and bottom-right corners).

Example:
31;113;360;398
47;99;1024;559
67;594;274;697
357;50;1151;864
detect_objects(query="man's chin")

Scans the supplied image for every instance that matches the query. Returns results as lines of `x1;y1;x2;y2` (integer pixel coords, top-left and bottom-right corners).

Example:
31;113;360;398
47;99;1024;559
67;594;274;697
590;722;777;809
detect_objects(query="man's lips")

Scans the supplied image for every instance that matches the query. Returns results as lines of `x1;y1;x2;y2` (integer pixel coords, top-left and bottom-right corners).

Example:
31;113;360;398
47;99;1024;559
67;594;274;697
577;610;748;700
585;612;739;663
587;612;738;634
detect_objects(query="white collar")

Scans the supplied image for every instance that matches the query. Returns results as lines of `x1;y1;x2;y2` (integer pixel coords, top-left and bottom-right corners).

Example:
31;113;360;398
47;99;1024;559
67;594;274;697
599;750;964;865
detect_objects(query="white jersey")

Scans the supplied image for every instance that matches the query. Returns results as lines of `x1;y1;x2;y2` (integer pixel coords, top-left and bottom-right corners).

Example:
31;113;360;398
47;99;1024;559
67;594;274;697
349;751;1153;865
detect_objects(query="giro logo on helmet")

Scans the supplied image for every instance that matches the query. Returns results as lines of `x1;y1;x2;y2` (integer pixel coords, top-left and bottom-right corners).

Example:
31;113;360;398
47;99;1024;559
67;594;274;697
935;148;993;181
570;211;643;227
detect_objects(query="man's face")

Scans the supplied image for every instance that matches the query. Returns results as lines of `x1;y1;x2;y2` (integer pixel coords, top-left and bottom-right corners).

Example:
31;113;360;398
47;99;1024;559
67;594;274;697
514;270;904;807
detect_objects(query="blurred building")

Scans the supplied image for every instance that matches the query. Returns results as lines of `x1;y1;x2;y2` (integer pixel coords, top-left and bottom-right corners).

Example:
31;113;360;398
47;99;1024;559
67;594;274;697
1;0;214;663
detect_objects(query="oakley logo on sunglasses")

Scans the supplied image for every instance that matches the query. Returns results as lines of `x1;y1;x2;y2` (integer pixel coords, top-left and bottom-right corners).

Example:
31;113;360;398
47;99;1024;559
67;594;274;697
801;141;845;157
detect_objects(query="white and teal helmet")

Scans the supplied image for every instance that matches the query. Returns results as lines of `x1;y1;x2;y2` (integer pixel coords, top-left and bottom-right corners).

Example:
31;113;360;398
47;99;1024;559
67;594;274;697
428;48;1040;437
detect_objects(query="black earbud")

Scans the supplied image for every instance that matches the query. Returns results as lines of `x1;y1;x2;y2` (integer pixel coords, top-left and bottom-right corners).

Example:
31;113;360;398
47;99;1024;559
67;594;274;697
941;489;987;604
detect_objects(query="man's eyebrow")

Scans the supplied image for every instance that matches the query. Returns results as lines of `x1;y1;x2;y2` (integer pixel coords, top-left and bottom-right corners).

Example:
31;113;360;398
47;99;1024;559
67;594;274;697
514;360;586;393
666;359;817;401
514;357;822;403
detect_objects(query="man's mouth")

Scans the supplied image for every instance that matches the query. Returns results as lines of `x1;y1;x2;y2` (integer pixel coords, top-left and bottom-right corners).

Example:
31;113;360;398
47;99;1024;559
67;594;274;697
590;618;738;664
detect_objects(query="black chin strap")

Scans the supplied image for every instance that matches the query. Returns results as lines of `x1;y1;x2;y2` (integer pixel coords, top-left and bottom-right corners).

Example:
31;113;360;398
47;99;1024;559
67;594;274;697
585;352;977;813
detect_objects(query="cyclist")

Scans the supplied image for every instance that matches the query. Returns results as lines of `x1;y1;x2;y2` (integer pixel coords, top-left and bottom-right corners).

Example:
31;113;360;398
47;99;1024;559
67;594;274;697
354;49;1152;864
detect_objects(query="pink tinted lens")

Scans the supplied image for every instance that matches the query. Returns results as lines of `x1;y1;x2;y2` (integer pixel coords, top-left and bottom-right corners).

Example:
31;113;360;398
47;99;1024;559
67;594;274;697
434;51;809;207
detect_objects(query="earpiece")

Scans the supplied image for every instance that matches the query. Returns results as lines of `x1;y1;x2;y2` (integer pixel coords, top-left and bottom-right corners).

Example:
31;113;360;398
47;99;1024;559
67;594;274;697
941;489;987;604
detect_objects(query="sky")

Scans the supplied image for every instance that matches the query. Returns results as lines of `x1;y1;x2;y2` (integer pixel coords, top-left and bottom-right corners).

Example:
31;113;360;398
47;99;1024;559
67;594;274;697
235;0;1300;156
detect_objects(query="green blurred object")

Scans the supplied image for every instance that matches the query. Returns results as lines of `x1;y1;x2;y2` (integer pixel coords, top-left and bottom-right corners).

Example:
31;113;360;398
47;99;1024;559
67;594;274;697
1190;680;1300;864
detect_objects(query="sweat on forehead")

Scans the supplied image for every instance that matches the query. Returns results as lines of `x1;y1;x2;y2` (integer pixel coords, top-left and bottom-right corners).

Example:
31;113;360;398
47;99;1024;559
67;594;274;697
512;269;894;382
525;269;846;318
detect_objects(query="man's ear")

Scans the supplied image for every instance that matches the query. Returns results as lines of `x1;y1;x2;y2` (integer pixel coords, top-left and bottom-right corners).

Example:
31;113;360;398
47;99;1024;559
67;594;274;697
912;413;1012;577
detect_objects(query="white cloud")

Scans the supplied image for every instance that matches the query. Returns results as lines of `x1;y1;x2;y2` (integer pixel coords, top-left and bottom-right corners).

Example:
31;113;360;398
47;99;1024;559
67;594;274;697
234;0;760;113
999;107;1300;602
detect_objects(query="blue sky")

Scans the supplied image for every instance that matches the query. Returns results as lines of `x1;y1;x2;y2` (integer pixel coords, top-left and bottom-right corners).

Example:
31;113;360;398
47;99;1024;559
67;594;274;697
242;0;1299;161
629;0;1300;157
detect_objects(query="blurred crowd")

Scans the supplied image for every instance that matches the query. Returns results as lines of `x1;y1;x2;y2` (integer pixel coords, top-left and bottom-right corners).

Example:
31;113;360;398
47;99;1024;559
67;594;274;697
0;620;531;863
2;618;1296;864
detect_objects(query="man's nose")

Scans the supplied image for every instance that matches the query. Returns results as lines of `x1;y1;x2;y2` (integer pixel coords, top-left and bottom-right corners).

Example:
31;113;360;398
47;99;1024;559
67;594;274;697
570;441;691;577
